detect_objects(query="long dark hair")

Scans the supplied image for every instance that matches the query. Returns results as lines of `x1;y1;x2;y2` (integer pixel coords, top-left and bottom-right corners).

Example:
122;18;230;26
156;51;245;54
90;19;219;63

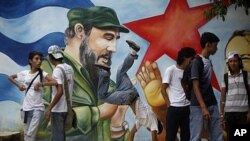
28;51;43;82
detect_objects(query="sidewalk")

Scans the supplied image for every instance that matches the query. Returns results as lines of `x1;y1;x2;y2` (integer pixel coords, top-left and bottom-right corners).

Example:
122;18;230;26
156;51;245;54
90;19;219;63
0;132;22;141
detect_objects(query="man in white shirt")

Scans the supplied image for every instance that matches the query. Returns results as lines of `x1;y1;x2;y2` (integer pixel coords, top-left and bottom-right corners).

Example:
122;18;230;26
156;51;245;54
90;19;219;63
161;47;196;141
46;45;74;141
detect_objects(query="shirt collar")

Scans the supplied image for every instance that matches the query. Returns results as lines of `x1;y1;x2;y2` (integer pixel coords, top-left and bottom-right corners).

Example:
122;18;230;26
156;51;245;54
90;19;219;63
228;69;243;76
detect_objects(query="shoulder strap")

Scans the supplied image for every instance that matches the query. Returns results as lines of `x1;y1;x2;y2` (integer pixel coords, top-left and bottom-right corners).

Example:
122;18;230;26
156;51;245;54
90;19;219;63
224;73;228;93
57;66;72;109
196;55;204;77
242;71;250;108
25;72;40;94
242;71;250;96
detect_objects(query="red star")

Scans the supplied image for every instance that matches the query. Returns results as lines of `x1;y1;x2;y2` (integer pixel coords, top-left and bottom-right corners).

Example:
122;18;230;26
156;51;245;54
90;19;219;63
125;0;222;90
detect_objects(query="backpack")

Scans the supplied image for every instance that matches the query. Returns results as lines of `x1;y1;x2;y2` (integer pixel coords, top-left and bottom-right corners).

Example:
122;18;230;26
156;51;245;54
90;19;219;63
181;55;204;100
224;71;250;107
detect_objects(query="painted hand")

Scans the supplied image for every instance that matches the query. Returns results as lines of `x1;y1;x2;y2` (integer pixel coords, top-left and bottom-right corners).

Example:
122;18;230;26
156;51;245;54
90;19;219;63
136;61;166;107
136;61;167;140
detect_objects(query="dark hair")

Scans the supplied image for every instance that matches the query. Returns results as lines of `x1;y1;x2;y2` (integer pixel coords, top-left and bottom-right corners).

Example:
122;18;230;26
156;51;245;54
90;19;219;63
177;47;196;65
227;54;244;73
28;51;43;65
28;51;43;82
200;32;220;48
64;24;93;45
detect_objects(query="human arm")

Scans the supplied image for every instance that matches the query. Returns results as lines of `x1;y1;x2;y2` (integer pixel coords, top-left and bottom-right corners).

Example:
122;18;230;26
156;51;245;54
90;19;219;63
8;74;26;91
45;84;63;120
247;84;250;123
34;74;57;91
192;80;210;120
220;87;226;128
34;74;57;90
161;83;170;107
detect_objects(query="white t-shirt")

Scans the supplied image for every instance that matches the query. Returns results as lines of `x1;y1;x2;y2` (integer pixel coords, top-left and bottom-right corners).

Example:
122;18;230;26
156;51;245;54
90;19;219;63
51;63;74;112
17;70;48;111
162;65;190;107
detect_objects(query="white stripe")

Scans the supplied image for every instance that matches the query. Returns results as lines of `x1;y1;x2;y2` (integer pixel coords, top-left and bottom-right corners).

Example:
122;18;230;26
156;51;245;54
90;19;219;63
91;0;169;23
0;52;28;75
0;7;69;43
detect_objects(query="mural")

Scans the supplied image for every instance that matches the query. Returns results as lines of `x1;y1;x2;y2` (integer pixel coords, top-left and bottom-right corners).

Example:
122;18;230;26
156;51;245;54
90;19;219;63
0;0;250;141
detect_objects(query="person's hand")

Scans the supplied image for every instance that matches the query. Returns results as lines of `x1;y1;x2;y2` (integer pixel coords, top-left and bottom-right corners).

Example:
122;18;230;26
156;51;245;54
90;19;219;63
201;106;210;120
45;110;51;121
247;110;250;123
18;84;26;91
136;61;166;107
220;113;226;129
34;82;42;91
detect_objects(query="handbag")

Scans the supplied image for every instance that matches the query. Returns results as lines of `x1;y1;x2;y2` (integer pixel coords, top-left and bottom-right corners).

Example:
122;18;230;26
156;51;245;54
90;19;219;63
57;66;77;130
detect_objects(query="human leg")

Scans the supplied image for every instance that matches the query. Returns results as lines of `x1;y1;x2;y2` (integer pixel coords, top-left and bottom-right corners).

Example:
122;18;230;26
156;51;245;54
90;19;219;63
97;68;111;99
98;54;139;105
97;40;140;105
207;105;223;141
116;39;140;87
189;106;204;141
129;124;137;141
23;111;32;141
225;112;248;141
151;130;158;141
51;112;67;141
179;106;190;141
166;106;181;141
25;110;44;141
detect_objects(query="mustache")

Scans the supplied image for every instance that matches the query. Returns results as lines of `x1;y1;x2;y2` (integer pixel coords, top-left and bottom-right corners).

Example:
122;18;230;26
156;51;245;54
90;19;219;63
97;52;112;65
98;53;112;60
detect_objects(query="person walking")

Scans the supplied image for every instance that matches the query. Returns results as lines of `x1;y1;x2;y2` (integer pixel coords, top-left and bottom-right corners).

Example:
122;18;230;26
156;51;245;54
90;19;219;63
220;51;250;141
189;32;223;141
8;51;56;141
45;45;74;141
161;47;196;141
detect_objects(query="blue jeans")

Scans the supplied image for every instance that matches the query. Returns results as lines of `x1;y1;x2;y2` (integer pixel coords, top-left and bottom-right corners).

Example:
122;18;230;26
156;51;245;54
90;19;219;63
51;112;67;141
21;109;44;141
98;54;139;105
189;105;223;141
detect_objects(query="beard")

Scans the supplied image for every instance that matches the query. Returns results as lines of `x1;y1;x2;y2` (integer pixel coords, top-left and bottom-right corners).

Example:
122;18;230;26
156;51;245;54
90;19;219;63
79;37;113;88
79;37;99;87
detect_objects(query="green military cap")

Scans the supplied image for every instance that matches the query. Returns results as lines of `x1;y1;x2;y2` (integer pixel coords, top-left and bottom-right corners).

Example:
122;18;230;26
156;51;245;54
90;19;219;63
67;6;129;33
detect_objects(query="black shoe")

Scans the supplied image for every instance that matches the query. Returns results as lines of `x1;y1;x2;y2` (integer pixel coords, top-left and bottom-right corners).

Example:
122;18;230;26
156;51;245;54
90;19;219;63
126;40;140;52
157;119;163;134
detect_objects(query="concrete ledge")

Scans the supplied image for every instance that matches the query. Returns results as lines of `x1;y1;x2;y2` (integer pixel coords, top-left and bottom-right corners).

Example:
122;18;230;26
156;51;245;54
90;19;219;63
0;132;21;141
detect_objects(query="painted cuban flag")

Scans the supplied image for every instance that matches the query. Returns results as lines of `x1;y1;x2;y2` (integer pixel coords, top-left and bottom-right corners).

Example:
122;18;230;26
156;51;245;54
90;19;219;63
0;0;93;131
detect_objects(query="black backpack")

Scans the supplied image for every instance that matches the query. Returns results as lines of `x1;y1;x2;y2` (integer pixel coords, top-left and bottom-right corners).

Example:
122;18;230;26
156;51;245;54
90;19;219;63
181;55;204;100
224;71;250;107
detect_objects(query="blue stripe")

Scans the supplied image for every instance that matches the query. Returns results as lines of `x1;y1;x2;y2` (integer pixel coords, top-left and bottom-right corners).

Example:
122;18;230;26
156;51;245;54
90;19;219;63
0;32;65;66
0;0;94;18
0;74;24;104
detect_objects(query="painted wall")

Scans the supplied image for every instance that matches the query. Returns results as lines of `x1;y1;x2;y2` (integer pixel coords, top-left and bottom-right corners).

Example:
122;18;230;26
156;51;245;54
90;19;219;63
0;0;250;140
